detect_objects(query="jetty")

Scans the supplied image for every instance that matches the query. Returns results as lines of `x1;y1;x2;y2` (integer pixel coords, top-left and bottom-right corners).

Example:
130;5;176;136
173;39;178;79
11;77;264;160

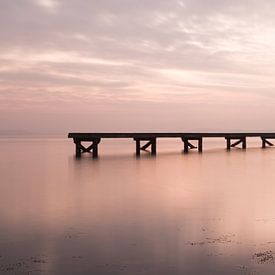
68;133;275;158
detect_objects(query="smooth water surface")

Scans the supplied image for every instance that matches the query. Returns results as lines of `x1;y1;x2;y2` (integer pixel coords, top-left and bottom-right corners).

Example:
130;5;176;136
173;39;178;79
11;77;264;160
1;138;275;274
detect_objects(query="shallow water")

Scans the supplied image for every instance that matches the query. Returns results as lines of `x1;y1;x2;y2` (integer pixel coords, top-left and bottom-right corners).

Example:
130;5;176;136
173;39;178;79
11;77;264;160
1;138;275;274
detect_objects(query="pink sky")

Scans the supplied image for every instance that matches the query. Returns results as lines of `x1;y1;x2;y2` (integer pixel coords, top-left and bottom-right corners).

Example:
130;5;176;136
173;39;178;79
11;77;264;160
1;0;275;135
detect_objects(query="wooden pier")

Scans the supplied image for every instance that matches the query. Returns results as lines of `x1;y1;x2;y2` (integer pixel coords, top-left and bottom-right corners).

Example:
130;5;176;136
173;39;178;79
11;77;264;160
68;133;275;158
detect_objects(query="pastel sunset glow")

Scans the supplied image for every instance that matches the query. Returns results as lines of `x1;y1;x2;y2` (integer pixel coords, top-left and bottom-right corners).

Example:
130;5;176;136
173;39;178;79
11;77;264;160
1;0;275;134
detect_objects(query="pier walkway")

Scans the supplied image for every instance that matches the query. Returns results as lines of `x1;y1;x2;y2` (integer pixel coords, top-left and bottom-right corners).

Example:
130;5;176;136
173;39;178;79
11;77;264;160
68;133;275;158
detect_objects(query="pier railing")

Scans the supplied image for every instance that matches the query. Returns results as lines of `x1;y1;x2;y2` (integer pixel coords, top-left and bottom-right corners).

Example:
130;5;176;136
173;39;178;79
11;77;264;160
68;133;275;158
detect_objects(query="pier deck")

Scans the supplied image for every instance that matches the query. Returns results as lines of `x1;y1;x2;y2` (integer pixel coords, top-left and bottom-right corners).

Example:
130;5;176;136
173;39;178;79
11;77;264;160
68;133;275;158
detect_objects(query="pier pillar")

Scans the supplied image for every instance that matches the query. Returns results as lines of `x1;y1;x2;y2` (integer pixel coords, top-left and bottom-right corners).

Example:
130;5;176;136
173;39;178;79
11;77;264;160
183;139;189;153
242;137;246;149
226;138;231;150
261;137;274;148
151;139;157;155
75;140;82;158
198;138;203;152
225;136;246;150
73;138;101;158
135;139;141;156
134;137;157;156
181;137;203;153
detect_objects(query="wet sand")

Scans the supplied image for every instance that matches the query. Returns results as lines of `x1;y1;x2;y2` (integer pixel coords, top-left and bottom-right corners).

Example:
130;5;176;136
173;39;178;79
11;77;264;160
1;138;275;274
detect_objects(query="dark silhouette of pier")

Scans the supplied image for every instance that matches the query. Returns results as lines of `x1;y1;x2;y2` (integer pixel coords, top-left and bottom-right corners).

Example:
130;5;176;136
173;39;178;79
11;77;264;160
68;133;275;158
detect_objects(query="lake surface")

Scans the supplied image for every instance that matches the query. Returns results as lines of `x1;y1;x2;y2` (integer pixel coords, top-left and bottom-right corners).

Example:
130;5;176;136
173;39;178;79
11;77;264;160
1;138;275;274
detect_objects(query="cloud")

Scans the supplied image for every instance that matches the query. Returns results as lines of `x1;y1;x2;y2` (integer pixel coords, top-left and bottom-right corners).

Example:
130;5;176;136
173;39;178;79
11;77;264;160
1;0;275;132
34;0;60;12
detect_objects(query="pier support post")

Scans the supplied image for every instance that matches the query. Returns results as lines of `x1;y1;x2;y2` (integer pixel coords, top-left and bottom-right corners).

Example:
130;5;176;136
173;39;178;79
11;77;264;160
261;137;274;148
135;139;141;156
225;136;246;150
183;139;189;153
73;138;101;158
181;137;203;153
243;137;246;149
198;138;203;152
151;139;157;155
134;137;157;156
75;140;82;158
226;138;231;150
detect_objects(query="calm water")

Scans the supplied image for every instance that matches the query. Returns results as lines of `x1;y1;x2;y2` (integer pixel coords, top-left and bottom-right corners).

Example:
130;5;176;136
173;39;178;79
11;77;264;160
1;138;275;274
